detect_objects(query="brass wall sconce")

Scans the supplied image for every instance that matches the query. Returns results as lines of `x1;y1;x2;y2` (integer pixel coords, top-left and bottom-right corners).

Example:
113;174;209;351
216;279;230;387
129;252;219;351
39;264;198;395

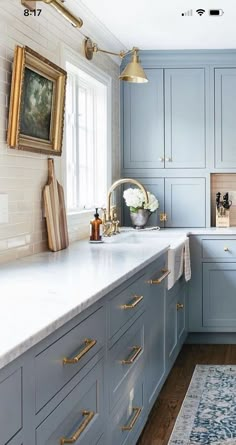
21;0;83;28
84;37;148;83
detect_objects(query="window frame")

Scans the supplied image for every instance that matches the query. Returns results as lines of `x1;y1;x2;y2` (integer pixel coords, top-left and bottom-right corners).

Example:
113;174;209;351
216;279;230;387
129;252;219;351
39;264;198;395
61;44;112;216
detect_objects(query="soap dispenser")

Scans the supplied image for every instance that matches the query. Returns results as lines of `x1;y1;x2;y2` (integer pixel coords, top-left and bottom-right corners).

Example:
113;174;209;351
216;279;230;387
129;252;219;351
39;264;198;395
90;208;102;242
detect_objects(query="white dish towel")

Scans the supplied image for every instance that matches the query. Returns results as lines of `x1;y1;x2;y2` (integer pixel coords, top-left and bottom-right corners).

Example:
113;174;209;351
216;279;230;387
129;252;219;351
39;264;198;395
184;237;191;282
167;237;191;290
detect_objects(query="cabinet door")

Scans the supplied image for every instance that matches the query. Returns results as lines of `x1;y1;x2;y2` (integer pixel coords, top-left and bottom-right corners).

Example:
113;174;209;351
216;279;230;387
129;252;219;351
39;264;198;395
145;263;166;409
123;178;165;228
177;285;187;343
165;68;206;168
215;68;236;168
203;263;236;328
165;178;206;227
123;69;164;169
166;288;178;367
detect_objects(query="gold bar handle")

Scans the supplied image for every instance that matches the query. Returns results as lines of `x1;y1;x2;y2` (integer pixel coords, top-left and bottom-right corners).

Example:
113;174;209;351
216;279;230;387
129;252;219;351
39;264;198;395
63;339;97;365
177;303;184;310
121;407;142;431
121;295;143;309
146;269;171;285
121;346;142;365
60;410;94;444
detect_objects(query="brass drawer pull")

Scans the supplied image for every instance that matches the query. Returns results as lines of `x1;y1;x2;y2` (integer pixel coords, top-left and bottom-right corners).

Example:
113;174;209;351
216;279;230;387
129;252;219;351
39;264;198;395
146;269;171;285
224;247;229;251
177;303;184;310
63;339;97;365
121;346;142;365
60;410;94;444
121;295;143;309
121;407;142;431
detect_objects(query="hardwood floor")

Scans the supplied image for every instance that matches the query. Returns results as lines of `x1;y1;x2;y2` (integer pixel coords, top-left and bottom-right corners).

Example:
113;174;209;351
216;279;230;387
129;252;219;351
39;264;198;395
137;344;236;445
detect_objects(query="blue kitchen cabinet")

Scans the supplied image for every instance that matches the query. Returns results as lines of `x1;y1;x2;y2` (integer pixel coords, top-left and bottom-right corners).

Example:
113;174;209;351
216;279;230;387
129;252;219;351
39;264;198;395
122;67;206;171
0;367;22;445
165;178;206;227
215;68;236;168
164;68;206;169
188;235;236;335
203;263;236;328
145;256;166;410
165;279;188;372
122;178;165;228
123;69;164;169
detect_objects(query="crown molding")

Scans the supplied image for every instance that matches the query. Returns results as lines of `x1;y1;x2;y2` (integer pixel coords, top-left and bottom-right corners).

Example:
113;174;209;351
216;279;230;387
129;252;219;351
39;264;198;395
67;0;127;65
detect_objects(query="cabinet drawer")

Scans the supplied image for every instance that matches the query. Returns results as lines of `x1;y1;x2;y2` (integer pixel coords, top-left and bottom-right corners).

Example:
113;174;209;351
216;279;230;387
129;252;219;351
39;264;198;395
202;239;236;259
0;368;22;445
35;307;105;412
110;376;145;445
36;360;104;445
108;315;144;411
108;274;145;339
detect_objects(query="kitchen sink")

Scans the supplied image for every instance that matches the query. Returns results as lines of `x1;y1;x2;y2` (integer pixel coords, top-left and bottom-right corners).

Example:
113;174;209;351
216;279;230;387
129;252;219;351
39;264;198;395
103;229;189;289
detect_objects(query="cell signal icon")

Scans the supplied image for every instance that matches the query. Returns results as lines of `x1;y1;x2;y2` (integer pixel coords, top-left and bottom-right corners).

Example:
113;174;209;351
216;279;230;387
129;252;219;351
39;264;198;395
182;9;193;16
196;9;205;16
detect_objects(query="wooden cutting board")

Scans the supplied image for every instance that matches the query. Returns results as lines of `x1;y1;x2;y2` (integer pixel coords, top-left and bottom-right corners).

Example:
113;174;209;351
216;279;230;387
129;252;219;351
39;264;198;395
43;158;69;252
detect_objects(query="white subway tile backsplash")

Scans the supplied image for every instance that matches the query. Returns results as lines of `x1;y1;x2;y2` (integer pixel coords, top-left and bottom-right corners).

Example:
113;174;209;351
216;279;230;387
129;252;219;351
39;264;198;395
0;0;120;264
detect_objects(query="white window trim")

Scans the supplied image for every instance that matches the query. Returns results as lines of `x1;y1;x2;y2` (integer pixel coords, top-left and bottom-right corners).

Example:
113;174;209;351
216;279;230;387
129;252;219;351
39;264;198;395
60;43;112;218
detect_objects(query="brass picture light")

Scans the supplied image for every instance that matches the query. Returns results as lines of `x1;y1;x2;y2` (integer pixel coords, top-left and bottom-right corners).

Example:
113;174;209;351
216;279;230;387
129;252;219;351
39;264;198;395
84;37;148;83
21;0;83;28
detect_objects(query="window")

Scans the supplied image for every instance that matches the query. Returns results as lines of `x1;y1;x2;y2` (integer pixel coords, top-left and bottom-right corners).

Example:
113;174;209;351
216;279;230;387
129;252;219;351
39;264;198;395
65;56;111;213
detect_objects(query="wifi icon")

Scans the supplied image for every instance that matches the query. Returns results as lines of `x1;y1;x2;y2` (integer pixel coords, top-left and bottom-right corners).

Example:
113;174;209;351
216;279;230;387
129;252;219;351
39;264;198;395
196;8;205;16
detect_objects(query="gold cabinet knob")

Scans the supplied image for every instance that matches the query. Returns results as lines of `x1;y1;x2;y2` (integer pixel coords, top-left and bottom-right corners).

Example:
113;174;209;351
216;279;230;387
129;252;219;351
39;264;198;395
224;247;229;251
165;157;172;162
158;157;164;162
177;303;184;310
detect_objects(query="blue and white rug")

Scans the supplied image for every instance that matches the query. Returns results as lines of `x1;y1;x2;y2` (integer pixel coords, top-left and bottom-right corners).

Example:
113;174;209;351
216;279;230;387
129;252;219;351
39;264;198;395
168;365;236;445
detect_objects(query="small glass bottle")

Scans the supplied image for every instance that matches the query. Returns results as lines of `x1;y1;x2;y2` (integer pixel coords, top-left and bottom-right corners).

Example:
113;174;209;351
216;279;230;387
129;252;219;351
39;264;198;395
90;208;102;241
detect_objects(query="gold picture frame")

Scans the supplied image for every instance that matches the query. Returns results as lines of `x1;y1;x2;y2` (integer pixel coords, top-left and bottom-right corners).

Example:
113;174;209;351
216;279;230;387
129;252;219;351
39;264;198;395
7;45;67;156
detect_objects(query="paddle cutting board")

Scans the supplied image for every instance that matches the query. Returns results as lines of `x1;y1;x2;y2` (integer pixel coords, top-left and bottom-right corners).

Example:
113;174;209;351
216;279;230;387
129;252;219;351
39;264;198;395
43;158;69;252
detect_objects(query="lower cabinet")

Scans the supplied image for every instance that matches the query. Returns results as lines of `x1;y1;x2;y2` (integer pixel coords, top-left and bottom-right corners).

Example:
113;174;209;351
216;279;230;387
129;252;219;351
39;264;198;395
0;252;189;445
0;368;22;445
203;263;236;328
109;375;145;445
166;279;187;371
145;265;166;409
36;360;104;445
189;235;236;332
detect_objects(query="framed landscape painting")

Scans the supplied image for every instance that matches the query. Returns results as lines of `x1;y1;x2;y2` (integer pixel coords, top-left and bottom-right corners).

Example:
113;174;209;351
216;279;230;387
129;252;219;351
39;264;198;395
7;46;67;155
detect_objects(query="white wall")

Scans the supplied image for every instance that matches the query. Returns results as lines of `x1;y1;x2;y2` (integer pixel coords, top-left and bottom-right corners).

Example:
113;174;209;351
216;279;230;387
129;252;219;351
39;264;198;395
0;0;120;264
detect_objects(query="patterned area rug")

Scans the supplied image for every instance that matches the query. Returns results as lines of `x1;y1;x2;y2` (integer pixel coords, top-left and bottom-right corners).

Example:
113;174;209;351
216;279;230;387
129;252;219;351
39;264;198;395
168;365;236;445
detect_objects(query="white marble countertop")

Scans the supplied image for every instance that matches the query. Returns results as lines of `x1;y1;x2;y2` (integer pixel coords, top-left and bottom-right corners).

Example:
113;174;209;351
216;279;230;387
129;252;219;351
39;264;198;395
1;226;236;371
0;236;170;370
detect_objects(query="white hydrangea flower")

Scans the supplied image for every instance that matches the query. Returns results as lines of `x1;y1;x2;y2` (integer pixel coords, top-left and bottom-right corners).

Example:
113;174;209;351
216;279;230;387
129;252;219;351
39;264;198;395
144;191;159;212
123;188;159;212
123;188;144;208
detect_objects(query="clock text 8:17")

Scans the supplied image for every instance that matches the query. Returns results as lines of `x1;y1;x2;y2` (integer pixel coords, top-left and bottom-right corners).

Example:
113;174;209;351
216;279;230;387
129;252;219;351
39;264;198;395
24;9;42;16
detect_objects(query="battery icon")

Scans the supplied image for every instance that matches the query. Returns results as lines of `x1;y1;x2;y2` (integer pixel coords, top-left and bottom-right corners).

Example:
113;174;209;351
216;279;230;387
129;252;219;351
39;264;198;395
209;9;224;15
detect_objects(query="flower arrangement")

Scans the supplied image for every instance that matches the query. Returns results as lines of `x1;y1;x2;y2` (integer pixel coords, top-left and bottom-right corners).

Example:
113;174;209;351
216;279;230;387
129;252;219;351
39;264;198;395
123;188;159;213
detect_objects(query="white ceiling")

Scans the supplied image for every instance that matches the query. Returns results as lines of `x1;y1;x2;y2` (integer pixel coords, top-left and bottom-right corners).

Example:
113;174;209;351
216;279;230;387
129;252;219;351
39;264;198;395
79;0;236;50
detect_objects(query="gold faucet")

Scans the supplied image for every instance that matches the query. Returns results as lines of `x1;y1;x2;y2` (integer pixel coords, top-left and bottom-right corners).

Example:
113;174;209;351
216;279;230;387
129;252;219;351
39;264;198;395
102;178;149;236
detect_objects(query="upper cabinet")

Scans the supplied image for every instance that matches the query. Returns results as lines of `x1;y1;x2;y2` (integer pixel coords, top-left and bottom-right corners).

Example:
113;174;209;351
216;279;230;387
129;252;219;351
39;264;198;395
123;69;164;169
123;67;206;170
164;68;206;169
215;68;236;168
